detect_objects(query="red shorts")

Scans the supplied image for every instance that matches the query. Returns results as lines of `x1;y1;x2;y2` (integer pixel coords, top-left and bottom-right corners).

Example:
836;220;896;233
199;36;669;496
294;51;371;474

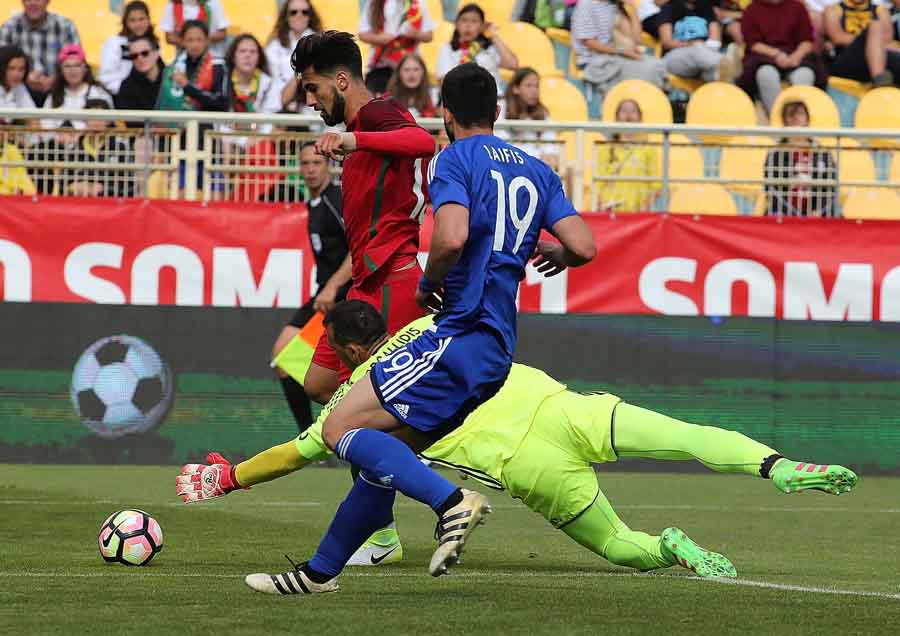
311;263;426;382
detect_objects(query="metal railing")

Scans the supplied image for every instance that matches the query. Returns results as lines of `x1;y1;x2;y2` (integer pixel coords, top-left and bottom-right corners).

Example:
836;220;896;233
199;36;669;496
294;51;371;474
0;108;897;216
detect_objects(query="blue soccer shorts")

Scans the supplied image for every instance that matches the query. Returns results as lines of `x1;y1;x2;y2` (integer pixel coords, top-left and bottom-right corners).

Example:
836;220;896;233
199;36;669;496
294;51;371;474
370;325;511;435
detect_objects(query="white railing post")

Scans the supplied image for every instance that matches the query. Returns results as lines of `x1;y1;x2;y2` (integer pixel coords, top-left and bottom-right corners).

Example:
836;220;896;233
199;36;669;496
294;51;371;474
184;119;200;201
573;128;585;210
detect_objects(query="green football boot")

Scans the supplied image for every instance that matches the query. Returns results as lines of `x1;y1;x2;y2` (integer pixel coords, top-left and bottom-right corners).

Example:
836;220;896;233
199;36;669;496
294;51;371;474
770;459;858;495
660;527;737;578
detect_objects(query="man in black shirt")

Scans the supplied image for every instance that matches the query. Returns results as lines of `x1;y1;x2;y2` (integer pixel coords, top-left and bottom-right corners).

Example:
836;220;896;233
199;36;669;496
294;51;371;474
115;34;164;118
271;142;350;430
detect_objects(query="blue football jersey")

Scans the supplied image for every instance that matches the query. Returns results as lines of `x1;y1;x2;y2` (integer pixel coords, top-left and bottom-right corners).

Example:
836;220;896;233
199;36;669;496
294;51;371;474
426;134;578;355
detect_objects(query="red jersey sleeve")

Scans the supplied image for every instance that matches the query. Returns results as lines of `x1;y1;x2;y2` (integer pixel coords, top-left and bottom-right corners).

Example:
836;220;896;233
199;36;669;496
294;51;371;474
353;99;435;157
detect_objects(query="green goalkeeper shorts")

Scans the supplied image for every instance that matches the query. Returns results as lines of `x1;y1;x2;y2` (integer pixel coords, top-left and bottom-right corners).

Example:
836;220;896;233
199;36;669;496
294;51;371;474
501;391;621;528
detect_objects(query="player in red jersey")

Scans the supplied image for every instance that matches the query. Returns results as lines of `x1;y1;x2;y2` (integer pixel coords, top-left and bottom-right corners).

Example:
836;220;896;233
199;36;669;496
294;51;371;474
292;30;434;406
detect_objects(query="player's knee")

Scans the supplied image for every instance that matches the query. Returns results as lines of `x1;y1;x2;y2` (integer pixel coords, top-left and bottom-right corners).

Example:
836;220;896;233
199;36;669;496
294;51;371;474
321;416;347;451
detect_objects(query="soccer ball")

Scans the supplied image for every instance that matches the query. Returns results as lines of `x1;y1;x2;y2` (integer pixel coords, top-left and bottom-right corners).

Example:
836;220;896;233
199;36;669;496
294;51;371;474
70;335;174;439
98;509;164;566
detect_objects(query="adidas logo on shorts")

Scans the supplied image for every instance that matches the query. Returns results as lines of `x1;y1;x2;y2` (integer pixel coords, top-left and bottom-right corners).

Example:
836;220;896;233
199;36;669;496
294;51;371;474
394;403;410;418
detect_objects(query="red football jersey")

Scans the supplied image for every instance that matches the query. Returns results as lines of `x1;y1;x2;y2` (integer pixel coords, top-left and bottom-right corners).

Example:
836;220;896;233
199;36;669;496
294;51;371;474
342;98;430;286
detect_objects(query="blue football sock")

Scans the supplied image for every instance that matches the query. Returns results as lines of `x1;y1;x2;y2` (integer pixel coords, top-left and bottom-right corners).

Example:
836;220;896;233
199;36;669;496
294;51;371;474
336;428;458;511
307;473;396;578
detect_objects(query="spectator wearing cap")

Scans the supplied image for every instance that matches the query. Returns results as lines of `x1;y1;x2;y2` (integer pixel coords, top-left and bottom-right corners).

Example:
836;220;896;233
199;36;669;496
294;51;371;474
161;0;229;58
0;0;80;105
738;0;826;113
40;44;113;131
115;34;164;118
100;1;159;95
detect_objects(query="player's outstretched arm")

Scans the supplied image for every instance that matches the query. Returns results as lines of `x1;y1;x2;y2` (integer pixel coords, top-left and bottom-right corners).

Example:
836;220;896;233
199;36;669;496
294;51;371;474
176;430;331;503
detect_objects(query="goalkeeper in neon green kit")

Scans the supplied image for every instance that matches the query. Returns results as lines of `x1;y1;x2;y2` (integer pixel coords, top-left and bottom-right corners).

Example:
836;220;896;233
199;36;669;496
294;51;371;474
177;301;858;590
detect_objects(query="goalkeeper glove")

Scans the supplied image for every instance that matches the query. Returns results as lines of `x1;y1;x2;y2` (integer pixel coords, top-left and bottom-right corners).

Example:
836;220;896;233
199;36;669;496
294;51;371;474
176;452;246;503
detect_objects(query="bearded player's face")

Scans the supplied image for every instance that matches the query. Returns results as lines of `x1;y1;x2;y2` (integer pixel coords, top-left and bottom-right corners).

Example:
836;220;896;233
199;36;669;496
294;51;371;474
302;69;346;127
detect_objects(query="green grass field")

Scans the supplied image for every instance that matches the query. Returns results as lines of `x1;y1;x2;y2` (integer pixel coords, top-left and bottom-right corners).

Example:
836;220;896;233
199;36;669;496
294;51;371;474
2;465;898;635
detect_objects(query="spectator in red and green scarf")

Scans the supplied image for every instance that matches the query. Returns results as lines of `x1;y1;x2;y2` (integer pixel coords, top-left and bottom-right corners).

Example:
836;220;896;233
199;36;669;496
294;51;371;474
225;33;282;134
157;19;228;112
161;0;229;57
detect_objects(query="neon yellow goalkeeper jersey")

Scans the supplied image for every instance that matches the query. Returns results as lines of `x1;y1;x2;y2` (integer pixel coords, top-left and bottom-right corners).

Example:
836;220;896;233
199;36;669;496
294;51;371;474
294;315;568;487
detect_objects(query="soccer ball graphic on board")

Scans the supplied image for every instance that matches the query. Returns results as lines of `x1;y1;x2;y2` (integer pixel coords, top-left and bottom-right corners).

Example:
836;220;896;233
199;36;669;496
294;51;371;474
70;335;174;439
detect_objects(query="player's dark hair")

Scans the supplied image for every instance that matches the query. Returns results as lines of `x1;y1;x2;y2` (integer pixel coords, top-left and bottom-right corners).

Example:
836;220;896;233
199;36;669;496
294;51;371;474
324;300;387;348
291;30;363;80
441;63;497;129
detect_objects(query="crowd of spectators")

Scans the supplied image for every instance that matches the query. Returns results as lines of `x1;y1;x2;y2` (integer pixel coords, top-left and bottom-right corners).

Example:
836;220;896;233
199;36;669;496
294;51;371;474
0;0;890;210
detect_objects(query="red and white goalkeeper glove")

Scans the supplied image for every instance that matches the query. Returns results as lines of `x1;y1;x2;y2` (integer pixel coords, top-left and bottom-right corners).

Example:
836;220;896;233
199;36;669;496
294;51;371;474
176;452;245;504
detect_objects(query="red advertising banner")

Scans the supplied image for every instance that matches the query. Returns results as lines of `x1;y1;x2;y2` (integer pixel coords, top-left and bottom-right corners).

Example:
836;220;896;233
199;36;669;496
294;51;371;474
3;197;900;321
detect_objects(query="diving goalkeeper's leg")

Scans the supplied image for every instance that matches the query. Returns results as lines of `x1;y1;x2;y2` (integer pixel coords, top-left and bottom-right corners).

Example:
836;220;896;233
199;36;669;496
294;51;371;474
612;403;858;495
561;489;736;578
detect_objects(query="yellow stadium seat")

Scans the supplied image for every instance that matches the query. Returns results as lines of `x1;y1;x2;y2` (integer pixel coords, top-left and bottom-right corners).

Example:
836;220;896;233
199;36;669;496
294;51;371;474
841;188;900;220
668;74;704;95
223;1;276;42
602;79;673;124
541;76;588;122
665;133;705;180
770;86;840;129
669;183;738;215
891;152;900;183
498;21;562;81
545;27;571;47
719;136;775;198
477;0;516;26
828;76;870;99
854;87;900;148
424;0;444;22
419;20;455;82
69;2;121;64
318;0;361;34
686;82;756;144
0;0;18;21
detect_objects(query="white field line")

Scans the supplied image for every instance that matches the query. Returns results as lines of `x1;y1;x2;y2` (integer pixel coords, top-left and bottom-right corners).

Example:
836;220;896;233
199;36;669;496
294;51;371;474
0;570;898;601
0;500;895;514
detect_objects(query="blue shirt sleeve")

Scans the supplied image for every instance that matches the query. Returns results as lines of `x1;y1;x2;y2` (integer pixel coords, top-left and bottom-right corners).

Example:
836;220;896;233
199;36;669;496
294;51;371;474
543;172;579;230
427;147;470;213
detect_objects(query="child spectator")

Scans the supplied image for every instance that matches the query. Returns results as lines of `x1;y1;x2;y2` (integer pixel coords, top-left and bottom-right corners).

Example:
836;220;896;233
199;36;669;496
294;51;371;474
59;99;133;198
359;0;435;94
161;0;229;58
764;100;837;217
571;0;665;100
227;34;281;116
157;20;228;112
40;44;113;131
658;0;724;82
0;45;36;119
100;1;158;95
0;0;80;105
738;0;825;112
115;34;165;115
498;67;559;170
436;3;518;89
0;127;35;194
385;53;438;117
824;0;900;85
595;98;659;211
265;0;321;112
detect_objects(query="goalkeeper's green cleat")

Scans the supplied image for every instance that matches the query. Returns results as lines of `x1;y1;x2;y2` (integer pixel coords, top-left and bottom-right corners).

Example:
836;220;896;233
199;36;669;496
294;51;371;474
770;460;858;495
660;527;737;578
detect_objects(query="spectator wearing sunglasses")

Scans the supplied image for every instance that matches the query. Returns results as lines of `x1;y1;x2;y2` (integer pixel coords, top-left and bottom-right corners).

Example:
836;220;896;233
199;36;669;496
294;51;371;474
115;33;165;118
100;1;158;94
265;0;321;112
